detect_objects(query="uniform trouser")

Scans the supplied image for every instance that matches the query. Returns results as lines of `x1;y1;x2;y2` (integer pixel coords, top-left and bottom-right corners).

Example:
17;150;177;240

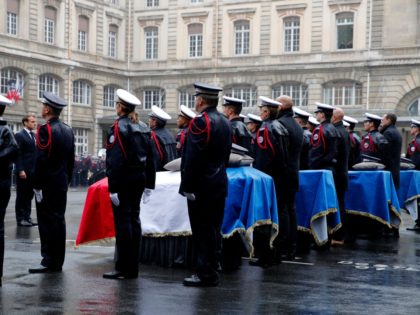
36;189;67;269
333;181;348;241
187;196;225;281
15;176;34;223
275;191;297;256
111;184;144;276
0;185;11;278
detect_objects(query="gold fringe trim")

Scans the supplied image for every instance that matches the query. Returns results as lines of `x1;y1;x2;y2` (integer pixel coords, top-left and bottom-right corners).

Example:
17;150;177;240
403;194;420;204
74;237;116;248
142;231;192;238
345;209;391;228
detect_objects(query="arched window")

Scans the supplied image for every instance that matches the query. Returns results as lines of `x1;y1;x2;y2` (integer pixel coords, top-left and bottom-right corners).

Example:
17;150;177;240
284;16;300;53
234;20;250;55
224;85;257;107
272;82;308;106
179;87;195;109
145;27;158;60
73;80;91;105
142;87;165;109
188;23;203;58
38;74;59;98
78;16;89;52
103;85;117;108
336;12;354;49
1;68;25;97
323;80;362;106
408;97;420;116
44;6;57;44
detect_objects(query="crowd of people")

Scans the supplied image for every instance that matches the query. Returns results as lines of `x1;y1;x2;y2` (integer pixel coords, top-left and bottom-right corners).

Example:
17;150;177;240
0;83;419;288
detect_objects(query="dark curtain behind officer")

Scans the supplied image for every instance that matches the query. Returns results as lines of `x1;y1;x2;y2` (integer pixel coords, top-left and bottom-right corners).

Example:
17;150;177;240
14;114;37;227
0;98;19;286
222;97;253;154
104;90;156;280
252;96;289;267
331;108;350;245
180;83;232;287
276;95;303;259
380;113;402;189
29;92;75;274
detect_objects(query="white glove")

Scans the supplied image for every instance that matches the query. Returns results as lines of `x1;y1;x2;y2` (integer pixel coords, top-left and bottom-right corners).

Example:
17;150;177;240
34;189;43;203
184;192;196;201
109;193;120;207
142;189;153;204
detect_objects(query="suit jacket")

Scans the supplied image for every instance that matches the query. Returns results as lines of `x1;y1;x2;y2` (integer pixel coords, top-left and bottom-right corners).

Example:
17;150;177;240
333;121;350;189
278;109;303;192
179;106;232;199
381;124;402;188
14;129;37;176
33;117;75;192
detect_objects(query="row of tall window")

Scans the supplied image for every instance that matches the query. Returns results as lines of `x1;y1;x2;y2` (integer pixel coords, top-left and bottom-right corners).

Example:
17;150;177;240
5;0;355;58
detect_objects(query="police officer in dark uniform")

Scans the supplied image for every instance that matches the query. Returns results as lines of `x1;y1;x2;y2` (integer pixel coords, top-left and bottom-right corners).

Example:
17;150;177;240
275;95;303;259
293;107;312;170
251;96;289;267
360;113;388;163
307;116;320;133
103;89;156;279
148;105;177;171
343;115;362;168
407;119;420;169
180;83;232;287
222;96;252;153
29;92;75;274
176;105;196;158
245;113;262;158
380;113;402;189
331;107;351;245
0;95;19;285
308;103;339;171
406;119;420;231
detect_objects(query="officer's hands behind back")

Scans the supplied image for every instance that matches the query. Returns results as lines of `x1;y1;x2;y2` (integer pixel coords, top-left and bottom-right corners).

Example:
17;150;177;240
34;189;43;203
109;193;120;206
142;189;153;204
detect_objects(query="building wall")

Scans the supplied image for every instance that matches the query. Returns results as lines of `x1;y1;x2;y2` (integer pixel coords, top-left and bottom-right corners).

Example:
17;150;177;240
1;0;420;155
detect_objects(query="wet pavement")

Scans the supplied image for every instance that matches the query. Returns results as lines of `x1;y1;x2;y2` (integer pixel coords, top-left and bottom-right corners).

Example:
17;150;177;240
1;188;420;314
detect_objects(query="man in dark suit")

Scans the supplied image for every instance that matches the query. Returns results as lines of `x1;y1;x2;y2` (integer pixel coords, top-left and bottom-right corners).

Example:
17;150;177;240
380;113;402;189
28;92;75;274
180;83;232;287
0;95;19;286
148;106;177;171
275;95;303;259
14;114;37;227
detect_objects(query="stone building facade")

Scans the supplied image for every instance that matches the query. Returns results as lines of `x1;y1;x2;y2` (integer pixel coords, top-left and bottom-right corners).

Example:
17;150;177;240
1;0;420;154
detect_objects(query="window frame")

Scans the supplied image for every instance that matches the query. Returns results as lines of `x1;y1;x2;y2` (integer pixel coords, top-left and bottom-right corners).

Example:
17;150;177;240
7;12;18;36
323;81;362;106
38;74;59;99
272;82;308;107
147;0;159;7
108;27;117;58
283;16;300;53
72;80;92;106
179;89;196;109
188;24;203;58
224;85;257;108
145;27;159;60
143;88;165;110
103;85;117;108
408;97;420;116
234;20;250;56
73;128;89;155
336;12;354;50
1;69;25;97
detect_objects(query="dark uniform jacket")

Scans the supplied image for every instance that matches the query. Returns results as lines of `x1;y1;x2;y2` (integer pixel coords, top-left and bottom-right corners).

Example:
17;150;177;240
151;127;177;171
0;120;19;186
308;120;339;171
333;121;350;189
348;131;362;168
278;109;303;192
176;127;188;158
14;129;36;176
179;106;232;200
254;118;289;193
300;128;312;170
106;116;156;193
230;117;253;154
380;124;402;188
33;118;75;191
360;130;388;163
407;134;420;170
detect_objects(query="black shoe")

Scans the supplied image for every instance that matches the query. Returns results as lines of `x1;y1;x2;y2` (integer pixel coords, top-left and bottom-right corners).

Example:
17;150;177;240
248;259;272;268
103;271;138;280
407;224;420;231
27;218;38;226
183;274;219;287
18;220;32;227
28;265;62;274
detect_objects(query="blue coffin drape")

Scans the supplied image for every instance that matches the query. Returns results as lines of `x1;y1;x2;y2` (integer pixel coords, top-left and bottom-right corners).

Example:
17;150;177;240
398;170;420;221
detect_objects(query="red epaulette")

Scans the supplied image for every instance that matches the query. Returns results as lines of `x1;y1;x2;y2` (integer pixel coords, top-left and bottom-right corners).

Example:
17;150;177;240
188;112;211;144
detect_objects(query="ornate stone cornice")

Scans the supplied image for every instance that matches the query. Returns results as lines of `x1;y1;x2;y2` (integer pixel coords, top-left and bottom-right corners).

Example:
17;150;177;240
137;15;164;28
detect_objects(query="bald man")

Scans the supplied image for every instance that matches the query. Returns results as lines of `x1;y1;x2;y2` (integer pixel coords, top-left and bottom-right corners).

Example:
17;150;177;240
275;95;303;259
331;107;351;245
